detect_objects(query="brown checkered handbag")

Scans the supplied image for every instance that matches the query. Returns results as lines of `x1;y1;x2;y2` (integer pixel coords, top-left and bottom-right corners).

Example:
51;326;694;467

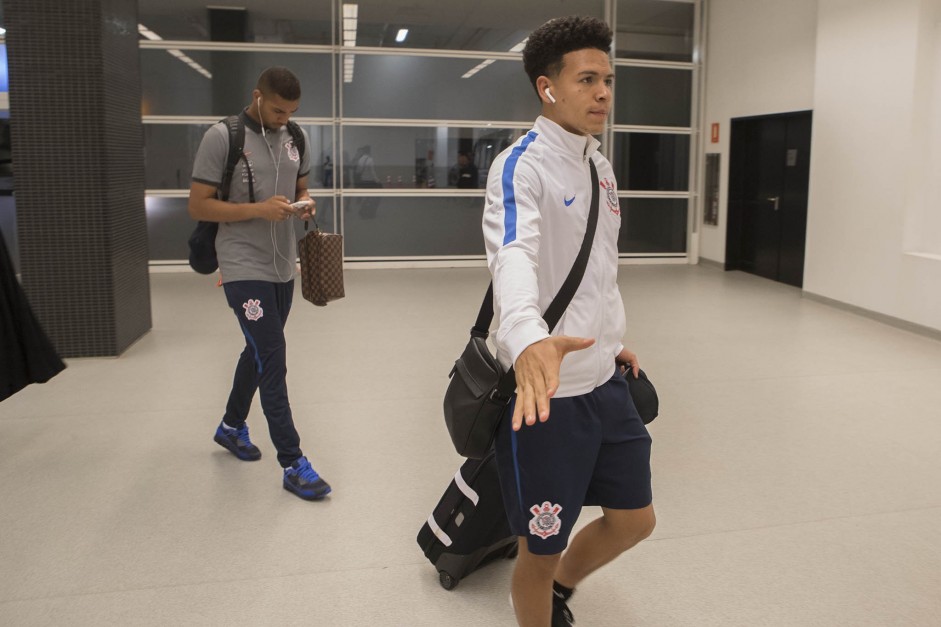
298;221;345;307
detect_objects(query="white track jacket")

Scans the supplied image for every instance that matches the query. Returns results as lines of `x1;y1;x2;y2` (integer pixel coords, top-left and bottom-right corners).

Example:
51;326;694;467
483;116;626;399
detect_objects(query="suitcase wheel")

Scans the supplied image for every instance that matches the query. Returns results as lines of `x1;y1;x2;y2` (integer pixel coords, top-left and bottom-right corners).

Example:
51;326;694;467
438;570;459;590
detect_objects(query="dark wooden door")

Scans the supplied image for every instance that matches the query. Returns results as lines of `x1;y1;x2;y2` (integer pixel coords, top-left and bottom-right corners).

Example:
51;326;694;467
727;111;812;287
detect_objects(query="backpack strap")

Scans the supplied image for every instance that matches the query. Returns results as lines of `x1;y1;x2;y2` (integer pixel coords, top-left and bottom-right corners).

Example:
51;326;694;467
219;114;254;203
286;120;306;172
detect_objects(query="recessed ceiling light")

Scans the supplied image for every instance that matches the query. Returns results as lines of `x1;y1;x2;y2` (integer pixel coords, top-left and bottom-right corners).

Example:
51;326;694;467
462;38;527;79
138;23;212;79
395;28;408;43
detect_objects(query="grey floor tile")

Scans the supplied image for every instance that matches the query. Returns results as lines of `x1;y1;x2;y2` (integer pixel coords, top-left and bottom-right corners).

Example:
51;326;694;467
1;265;939;626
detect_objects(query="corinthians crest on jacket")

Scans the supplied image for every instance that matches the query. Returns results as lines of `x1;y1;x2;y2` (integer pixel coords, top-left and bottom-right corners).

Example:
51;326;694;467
600;178;620;216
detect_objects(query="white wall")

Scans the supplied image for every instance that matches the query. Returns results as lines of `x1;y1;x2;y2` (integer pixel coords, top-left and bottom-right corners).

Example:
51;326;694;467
700;0;819;262
903;8;941;255
702;0;941;332
804;0;941;331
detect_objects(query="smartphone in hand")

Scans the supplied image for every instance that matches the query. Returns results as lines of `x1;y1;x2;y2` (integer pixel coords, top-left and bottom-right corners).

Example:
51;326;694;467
290;200;312;215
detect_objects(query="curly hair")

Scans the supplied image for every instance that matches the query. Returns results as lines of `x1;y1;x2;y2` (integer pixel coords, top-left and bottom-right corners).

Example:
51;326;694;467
522;16;612;96
256;66;302;101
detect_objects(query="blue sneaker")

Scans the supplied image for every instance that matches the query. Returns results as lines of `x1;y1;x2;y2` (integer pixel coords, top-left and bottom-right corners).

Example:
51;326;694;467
283;456;331;500
213;421;262;461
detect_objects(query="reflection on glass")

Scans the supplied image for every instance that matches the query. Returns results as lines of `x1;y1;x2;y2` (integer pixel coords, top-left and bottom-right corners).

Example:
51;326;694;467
293;126;335;190
348;0;603;51
615;0;695;61
618;198;687;254
144;124;213;189
611;133;690;191
141;50;333;117
145;195;336;261
614;66;692;127
137;2;333;44
137;0;608;50
145;196;196;260
299;196;337;235
342;56;539;121
342;126;522;189
343;197;484;257
144;124;334;191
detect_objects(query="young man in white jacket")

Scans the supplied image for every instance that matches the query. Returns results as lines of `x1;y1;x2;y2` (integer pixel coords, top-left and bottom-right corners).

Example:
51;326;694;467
482;16;656;627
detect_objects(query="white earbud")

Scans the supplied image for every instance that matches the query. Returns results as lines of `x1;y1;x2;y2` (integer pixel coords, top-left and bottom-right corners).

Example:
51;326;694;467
257;97;266;137
544;87;556;104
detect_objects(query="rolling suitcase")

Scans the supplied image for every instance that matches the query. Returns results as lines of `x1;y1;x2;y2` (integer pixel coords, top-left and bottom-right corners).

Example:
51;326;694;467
417;450;518;590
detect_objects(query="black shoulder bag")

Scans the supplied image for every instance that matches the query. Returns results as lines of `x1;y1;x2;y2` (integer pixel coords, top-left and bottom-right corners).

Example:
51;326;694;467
443;161;601;459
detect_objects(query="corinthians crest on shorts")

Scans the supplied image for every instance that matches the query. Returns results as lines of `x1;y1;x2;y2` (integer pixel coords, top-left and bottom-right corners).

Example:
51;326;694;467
529;501;563;539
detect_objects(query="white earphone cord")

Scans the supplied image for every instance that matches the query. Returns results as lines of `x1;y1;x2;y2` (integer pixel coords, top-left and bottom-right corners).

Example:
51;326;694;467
259;96;297;283
267;132;292;280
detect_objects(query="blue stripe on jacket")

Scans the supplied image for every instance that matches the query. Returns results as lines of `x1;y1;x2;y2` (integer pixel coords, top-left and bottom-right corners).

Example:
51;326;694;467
501;131;538;245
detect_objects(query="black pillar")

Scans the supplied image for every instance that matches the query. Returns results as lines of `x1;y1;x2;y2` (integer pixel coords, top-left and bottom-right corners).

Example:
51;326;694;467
3;0;151;357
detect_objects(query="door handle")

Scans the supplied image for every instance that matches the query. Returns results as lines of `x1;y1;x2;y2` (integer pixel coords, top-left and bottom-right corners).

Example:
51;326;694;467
767;196;780;211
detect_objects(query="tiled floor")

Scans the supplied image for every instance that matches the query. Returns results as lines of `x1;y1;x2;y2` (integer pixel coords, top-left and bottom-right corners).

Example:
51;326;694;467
1;265;939;626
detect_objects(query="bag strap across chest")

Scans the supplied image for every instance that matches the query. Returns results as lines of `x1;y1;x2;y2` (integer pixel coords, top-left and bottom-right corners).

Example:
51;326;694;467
476;159;601;397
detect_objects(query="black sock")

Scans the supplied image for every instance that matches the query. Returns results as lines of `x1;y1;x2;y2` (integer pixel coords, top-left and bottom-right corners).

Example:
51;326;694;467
553;581;575;601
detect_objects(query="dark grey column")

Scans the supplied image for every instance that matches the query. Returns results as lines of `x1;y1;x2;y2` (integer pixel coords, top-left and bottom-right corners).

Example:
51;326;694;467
3;0;151;357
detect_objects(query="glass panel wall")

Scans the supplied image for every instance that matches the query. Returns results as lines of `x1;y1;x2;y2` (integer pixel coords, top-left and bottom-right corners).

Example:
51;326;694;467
144;124;213;190
144;124;334;191
341;55;539;121
341;125;522;190
141;50;333;117
348;0;604;51
611;132;690;191
140;0;698;263
146;195;336;261
292;125;335;189
343;197;485;257
615;0;695;62
612;0;695;257
137;2;334;44
616;198;688;253
613;66;692;127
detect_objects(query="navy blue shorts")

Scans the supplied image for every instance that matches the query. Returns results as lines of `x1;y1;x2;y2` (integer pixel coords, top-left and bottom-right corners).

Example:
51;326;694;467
494;371;653;555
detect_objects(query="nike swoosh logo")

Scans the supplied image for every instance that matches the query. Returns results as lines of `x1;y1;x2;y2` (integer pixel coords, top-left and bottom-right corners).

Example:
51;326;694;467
564;195;576;206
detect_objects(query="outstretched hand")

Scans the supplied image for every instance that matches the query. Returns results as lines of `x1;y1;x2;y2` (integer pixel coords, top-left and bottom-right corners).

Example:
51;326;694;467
512;335;595;431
